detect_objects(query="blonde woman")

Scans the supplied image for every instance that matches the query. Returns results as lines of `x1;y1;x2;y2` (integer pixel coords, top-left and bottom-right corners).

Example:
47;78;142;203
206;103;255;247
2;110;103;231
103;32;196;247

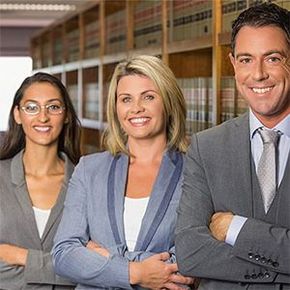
52;55;195;289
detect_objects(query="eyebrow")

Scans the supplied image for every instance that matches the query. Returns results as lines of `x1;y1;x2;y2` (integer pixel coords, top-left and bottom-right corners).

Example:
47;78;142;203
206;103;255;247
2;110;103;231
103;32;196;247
23;98;63;103
117;90;158;97
236;50;287;59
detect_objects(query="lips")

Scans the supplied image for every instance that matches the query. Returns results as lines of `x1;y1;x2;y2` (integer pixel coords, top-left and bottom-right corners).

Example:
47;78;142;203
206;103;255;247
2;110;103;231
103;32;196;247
34;126;51;132
129;117;150;126
251;86;274;94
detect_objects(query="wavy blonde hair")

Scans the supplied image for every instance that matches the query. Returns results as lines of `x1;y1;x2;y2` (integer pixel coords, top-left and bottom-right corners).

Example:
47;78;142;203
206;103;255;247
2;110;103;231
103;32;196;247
102;55;188;155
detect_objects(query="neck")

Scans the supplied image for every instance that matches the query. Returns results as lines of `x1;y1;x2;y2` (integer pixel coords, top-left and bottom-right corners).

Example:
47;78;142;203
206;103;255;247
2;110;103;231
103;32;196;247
128;136;167;164
23;143;63;176
256;109;290;128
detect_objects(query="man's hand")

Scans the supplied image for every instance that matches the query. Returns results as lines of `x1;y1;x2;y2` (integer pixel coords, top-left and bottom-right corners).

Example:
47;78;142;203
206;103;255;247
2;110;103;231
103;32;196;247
86;240;110;258
0;244;28;266
209;212;234;241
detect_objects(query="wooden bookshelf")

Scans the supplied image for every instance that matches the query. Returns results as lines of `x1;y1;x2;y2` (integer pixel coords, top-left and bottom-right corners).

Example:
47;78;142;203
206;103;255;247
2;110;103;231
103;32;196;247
30;0;287;154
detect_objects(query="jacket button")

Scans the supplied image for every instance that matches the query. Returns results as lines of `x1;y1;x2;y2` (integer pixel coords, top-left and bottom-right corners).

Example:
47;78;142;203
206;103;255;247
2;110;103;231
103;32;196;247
272;261;279;268
261;256;267;263
258;273;264;279
265;272;270;278
251;273;257;279
267;259;273;265
254;254;260;261
248;252;254;259
244;274;251;279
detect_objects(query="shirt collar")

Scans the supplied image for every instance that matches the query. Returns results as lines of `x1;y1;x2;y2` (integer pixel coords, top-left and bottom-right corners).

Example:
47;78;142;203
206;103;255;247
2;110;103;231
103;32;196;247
249;109;290;139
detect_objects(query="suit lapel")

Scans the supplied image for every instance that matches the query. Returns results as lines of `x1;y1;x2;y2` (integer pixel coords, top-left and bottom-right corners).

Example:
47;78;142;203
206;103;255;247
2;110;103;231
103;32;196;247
11;150;41;246
230;113;253;216
107;154;128;245
135;151;182;251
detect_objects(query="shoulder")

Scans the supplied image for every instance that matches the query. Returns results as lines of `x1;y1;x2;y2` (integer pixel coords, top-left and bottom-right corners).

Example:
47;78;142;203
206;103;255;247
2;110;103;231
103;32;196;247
75;151;115;176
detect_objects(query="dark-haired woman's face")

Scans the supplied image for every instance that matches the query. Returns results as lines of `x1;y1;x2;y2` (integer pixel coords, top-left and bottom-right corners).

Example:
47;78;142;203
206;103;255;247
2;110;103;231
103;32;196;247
13;82;67;148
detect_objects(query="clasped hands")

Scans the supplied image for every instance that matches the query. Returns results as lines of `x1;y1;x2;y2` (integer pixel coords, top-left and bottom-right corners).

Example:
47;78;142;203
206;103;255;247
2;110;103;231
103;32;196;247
86;241;195;290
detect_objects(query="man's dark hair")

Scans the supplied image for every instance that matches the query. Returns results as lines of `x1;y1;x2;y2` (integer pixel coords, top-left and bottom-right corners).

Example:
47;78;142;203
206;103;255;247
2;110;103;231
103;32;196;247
231;2;290;55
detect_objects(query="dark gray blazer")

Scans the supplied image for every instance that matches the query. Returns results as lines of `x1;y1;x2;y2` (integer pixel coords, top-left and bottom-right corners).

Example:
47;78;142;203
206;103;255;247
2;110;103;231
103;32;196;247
0;150;75;290
52;150;184;289
175;113;290;290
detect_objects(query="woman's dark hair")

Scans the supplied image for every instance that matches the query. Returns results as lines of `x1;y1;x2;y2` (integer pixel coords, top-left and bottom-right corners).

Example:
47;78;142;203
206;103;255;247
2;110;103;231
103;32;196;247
0;72;81;164
231;2;290;55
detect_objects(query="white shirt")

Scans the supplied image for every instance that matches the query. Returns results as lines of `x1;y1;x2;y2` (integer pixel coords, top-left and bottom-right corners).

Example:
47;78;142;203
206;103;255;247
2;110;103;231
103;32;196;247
33;206;51;239
123;197;150;251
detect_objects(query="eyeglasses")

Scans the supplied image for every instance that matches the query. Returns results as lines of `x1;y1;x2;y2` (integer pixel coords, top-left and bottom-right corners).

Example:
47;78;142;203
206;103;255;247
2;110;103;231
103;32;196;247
20;102;66;115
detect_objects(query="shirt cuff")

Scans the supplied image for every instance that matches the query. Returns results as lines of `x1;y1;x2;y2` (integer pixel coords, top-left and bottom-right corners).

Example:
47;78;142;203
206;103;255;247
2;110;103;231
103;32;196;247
225;216;247;246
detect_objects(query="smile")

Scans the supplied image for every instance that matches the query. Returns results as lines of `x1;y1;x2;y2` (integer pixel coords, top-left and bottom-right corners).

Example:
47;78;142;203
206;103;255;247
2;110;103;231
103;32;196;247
129;117;150;125
251;86;273;94
34;126;51;132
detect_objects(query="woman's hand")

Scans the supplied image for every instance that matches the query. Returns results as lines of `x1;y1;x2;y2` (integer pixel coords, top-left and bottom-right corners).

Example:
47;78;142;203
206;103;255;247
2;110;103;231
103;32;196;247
129;252;194;289
86;240;110;258
0;244;28;266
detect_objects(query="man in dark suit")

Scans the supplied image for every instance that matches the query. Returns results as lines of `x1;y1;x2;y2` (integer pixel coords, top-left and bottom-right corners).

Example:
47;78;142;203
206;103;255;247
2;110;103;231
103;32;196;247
175;3;290;289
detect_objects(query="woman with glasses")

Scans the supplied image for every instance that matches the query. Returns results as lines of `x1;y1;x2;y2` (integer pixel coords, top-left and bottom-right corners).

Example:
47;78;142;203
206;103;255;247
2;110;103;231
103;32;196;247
52;55;195;289
0;72;80;289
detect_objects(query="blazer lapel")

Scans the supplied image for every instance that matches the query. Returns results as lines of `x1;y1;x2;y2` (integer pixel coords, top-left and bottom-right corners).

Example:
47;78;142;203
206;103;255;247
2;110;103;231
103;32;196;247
107;154;129;245
230;113;253;216
135;151;182;251
41;154;74;241
11;150;41;246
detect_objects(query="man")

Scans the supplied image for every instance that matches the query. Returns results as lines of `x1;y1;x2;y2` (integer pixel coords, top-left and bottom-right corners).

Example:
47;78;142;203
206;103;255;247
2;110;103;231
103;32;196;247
175;3;290;289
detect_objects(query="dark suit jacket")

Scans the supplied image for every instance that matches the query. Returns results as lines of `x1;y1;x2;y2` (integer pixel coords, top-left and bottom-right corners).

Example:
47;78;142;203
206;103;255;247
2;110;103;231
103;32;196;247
175;113;290;290
52;150;184;289
0;150;75;290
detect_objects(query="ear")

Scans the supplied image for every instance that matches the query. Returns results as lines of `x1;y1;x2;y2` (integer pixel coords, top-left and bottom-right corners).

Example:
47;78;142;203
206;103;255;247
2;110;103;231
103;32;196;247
229;52;236;72
13;106;22;125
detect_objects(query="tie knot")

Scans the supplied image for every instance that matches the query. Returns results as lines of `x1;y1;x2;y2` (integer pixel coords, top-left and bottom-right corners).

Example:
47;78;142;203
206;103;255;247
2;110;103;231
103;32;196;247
258;128;279;145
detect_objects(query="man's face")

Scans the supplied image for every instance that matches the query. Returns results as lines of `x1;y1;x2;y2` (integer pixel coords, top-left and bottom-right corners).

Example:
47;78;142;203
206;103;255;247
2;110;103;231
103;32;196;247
230;25;290;127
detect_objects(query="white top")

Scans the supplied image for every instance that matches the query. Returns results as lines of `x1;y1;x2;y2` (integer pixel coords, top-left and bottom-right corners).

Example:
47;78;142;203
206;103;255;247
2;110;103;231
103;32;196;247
123;196;150;251
33;206;51;239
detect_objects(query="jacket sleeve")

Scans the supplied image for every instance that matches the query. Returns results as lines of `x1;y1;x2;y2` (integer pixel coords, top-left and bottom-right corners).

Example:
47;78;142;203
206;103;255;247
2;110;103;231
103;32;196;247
51;158;132;289
175;134;278;283
24;249;75;286
232;217;290;280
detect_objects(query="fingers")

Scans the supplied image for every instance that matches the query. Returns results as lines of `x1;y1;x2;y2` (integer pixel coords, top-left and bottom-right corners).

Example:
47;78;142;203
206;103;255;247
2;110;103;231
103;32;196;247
158;251;171;261
170;273;195;285
164;282;189;290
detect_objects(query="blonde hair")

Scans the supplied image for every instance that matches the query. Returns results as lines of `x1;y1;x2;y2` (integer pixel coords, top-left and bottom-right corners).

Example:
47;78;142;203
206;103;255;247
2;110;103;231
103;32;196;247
102;55;188;155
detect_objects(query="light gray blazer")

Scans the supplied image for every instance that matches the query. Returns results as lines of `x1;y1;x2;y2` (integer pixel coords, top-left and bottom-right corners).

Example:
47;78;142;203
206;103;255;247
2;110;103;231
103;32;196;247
52;150;184;289
175;113;290;290
0;150;75;290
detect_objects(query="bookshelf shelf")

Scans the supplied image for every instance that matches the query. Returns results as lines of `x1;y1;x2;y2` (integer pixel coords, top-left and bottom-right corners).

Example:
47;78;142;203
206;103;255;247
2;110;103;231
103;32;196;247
31;0;288;154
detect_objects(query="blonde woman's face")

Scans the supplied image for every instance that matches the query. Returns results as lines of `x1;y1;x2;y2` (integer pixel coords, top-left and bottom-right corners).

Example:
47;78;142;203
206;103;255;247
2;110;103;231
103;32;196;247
116;74;166;142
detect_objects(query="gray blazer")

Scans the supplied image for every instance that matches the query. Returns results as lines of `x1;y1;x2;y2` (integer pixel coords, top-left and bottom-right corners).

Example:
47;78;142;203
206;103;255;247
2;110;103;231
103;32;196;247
52;150;184;289
175;113;290;290
0;150;75;290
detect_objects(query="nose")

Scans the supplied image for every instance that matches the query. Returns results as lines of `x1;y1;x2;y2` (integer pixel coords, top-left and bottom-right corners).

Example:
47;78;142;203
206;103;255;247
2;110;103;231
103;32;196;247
252;60;269;81
37;106;49;122
130;99;145;114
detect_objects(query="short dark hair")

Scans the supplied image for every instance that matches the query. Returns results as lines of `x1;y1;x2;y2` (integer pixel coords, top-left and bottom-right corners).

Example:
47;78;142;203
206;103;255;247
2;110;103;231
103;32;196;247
231;2;290;55
0;72;81;164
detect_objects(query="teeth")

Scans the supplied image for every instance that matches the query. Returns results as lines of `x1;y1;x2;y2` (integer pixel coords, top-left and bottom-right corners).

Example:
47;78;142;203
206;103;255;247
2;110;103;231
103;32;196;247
34;126;50;132
252;87;272;94
130;117;149;124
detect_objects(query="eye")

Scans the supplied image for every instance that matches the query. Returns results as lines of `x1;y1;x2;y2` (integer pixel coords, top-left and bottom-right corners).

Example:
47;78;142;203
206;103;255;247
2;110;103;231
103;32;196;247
267;56;282;63
239;57;252;64
120;96;131;103
144;94;155;100
47;103;62;113
24;103;39;113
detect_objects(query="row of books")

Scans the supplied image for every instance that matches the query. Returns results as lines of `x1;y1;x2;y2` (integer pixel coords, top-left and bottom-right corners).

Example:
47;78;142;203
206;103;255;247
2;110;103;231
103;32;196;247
220;76;248;122
177;77;213;135
171;0;212;42
66;29;79;62
106;10;126;54
84;21;100;59
83;83;100;120
221;0;289;33
134;0;162;49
